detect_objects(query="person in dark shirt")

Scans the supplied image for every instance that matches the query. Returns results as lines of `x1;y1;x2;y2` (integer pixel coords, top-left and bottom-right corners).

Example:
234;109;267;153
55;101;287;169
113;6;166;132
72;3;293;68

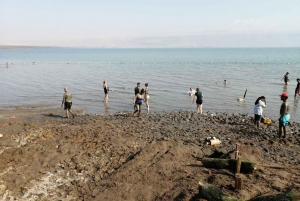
134;82;141;95
192;87;203;114
134;82;141;110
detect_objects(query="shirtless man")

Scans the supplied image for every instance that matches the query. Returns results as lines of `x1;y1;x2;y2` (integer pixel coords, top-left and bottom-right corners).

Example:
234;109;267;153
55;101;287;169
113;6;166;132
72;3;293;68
61;87;75;118
278;92;290;138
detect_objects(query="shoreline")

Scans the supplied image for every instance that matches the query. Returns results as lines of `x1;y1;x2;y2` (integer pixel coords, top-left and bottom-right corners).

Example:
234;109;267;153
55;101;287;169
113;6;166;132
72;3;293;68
0;105;299;200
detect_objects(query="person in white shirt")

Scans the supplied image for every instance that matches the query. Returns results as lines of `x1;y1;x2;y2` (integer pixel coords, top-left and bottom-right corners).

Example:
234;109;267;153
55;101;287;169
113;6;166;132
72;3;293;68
254;96;266;129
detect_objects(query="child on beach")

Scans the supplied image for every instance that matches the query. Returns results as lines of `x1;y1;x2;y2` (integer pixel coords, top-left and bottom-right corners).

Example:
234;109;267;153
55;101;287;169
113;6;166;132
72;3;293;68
253;96;266;129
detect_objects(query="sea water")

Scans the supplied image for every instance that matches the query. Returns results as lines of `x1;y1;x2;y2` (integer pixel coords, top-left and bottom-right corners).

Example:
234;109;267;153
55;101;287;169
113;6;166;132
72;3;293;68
0;48;300;121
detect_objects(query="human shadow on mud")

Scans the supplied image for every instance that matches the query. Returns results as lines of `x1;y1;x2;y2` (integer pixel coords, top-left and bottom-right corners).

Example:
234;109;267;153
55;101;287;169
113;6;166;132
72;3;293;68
42;113;63;118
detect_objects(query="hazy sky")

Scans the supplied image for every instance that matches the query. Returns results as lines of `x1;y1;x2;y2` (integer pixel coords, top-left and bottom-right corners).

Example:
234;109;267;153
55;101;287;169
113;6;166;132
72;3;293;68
1;0;300;47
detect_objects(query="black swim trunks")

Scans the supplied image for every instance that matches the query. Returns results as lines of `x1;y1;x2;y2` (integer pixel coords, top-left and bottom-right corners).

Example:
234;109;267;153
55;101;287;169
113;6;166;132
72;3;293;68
196;100;203;105
64;102;72;110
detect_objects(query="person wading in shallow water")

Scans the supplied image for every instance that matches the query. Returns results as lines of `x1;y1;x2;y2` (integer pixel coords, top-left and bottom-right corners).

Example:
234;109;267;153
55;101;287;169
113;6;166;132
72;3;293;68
61;87;75;118
133;88;145;117
279;92;290;138
103;80;109;102
192;87;203;114
253;96;266;129
295;78;300;97
144;83;150;114
134;82;141;110
281;72;289;85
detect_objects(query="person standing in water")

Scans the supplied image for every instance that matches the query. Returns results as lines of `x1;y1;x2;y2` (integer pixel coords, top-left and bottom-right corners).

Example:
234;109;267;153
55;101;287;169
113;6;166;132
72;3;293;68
134;82;141;110
281;72;289;85
253;96;266;129
133;88;145;117
61;87;75;118
192;87;203;114
144;83;150;113
103;80;109;102
279;92;290;138
295;78;300;97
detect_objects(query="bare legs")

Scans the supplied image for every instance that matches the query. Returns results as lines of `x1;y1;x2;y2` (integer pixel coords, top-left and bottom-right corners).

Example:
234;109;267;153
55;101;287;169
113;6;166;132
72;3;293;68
103;93;108;102
196;104;202;114
66;109;75;118
133;104;142;117
254;120;260;129
279;125;287;138
145;99;149;114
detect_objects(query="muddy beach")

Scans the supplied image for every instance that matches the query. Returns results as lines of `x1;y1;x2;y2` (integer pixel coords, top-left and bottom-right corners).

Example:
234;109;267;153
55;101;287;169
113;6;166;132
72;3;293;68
0;105;300;200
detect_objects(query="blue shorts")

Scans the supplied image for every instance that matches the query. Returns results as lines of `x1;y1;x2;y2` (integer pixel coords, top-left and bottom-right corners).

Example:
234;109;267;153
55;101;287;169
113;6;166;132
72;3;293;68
279;114;290;126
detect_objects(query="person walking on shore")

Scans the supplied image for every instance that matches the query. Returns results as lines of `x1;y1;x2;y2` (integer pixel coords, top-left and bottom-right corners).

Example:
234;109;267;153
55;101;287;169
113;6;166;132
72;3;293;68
133;88;145;117
103;80;109;102
192;87;203;114
279;92;290;138
295;78;300;97
281;72;289;85
61;87;75;118
144;83;150;113
253;96;266;129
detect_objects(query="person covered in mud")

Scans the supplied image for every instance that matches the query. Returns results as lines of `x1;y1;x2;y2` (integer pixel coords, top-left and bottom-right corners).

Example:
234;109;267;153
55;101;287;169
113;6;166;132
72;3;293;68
192;87;203;114
295;78;300;97
133;88;145;117
61;87;75;118
281;72;289;85
279;92;290;138
144;83;150;113
253;96;266;129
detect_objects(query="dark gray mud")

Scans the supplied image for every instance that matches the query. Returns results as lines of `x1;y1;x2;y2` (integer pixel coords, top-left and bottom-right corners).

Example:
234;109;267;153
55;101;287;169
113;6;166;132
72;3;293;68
0;108;300;200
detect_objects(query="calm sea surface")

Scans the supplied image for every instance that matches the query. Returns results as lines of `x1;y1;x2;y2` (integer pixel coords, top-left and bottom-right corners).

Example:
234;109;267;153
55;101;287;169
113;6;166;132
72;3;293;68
1;48;300;121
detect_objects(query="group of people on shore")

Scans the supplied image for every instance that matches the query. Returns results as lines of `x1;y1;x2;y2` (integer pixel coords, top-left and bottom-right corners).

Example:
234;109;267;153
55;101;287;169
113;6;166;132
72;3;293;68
61;72;298;138
133;82;150;117
252;72;300;138
253;93;290;138
99;81;150;117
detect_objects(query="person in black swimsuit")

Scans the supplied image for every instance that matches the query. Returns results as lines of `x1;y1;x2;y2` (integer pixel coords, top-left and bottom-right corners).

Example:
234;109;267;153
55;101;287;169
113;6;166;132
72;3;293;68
281;72;289;85
103;80;109;102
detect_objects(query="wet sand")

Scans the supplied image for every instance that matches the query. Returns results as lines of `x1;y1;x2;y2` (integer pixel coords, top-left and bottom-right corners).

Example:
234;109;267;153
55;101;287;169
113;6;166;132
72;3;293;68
0;104;300;200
